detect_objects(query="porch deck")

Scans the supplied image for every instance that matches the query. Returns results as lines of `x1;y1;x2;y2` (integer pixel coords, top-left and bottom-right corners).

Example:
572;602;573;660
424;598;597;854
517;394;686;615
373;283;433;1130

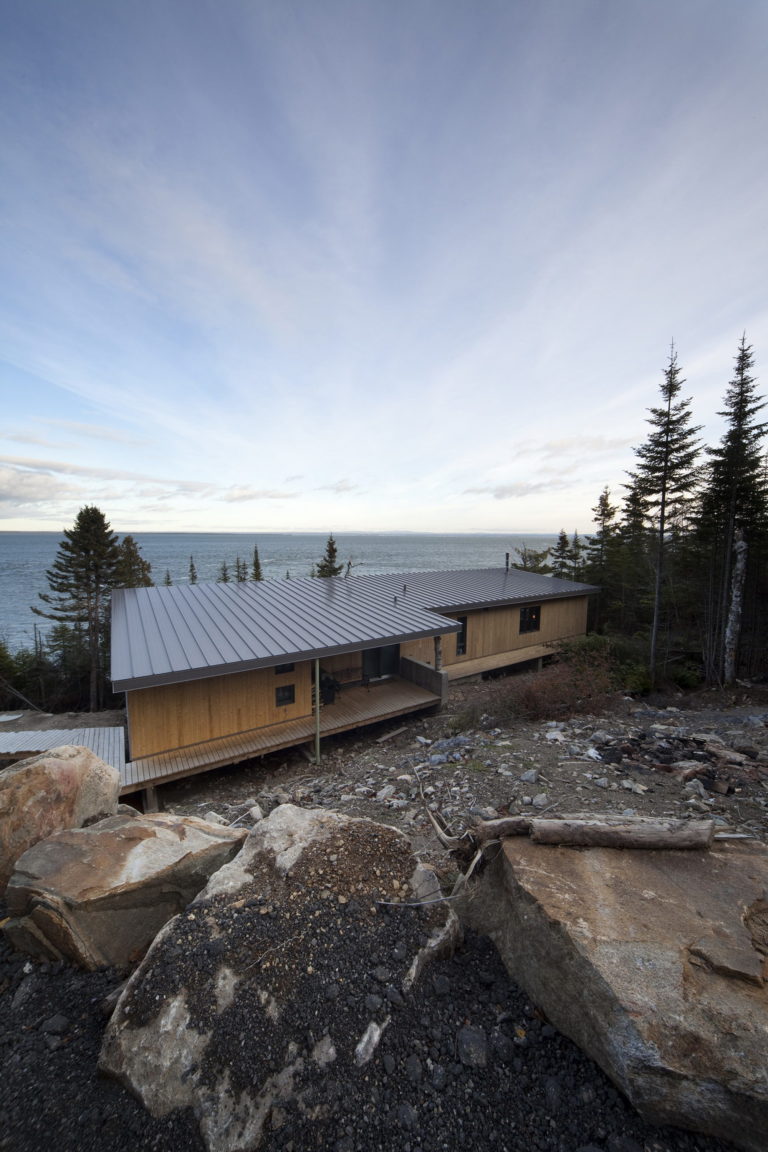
120;678;439;795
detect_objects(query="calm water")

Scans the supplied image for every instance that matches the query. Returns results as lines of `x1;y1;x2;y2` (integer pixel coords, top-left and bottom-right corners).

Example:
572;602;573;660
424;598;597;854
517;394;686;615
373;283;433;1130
0;531;558;652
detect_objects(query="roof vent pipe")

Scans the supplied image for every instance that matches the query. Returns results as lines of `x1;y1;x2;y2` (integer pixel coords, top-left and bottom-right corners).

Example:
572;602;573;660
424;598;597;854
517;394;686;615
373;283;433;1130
505;552;510;571
394;595;397;604
403;584;407;594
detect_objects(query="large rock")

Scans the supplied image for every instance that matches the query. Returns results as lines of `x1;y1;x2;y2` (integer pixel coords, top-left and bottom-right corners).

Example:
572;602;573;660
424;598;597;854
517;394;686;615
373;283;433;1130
0;745;120;893
463;837;768;1152
4;812;247;969
99;804;458;1151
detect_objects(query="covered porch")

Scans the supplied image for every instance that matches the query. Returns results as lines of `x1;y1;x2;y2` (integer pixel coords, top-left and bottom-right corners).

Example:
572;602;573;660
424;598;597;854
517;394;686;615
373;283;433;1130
120;676;439;798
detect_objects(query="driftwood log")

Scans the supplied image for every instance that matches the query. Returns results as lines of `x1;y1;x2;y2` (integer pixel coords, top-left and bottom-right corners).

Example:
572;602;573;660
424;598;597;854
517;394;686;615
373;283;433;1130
475;813;715;850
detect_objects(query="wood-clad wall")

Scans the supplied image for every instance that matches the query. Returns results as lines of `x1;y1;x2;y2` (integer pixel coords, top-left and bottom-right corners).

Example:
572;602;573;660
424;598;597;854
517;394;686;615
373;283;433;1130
127;663;312;758
400;597;589;668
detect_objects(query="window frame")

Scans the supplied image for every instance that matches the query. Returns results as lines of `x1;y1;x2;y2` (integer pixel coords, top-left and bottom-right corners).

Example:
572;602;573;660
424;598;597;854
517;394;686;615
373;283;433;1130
519;604;541;634
455;615;468;656
275;684;296;707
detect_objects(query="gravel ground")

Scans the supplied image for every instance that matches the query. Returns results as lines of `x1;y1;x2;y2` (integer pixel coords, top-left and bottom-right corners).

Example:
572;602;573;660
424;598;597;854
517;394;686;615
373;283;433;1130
0;909;735;1152
2;684;766;1152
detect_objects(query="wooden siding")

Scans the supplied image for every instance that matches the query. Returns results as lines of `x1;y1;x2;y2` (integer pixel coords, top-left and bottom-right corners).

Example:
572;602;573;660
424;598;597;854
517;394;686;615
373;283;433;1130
127;663;312;759
401;597;589;670
121;679;440;794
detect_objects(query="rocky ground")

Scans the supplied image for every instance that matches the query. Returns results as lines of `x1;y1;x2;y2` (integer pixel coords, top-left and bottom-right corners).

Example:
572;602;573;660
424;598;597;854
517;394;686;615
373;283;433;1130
2;682;767;1151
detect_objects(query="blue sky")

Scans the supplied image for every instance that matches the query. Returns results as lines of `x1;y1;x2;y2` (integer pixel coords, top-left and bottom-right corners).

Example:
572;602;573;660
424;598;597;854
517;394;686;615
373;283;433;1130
2;0;767;534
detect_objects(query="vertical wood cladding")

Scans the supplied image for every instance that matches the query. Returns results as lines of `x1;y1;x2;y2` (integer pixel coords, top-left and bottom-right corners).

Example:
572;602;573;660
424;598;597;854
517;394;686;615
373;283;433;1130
400;597;589;667
127;663;312;758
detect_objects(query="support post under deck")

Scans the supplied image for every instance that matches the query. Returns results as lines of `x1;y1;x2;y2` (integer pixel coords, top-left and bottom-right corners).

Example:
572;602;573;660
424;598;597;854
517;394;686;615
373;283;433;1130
314;658;321;763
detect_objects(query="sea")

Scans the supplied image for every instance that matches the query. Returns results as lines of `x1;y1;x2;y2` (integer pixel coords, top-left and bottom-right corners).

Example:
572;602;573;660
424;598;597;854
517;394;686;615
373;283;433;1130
0;531;559;653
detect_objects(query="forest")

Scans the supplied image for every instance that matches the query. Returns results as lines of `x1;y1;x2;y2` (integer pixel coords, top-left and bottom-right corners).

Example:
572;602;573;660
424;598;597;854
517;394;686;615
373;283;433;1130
1;337;765;713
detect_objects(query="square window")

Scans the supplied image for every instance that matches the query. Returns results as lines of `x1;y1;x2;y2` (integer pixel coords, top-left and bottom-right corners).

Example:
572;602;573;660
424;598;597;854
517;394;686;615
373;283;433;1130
275;663;295;674
519;605;541;634
275;684;295;707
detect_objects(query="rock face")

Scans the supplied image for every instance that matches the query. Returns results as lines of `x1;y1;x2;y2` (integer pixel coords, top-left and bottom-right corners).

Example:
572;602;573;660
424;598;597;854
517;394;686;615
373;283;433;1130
463;837;768;1152
99;804;458;1152
0;745;120;893
3;813;247;969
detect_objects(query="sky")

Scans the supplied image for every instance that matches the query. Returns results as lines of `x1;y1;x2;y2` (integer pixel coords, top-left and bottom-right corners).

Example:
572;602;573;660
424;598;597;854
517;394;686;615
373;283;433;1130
2;0;767;536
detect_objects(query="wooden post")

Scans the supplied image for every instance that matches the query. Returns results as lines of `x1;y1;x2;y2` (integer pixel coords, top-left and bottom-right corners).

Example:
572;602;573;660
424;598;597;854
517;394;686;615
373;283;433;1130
143;785;159;813
314;658;321;763
434;635;443;670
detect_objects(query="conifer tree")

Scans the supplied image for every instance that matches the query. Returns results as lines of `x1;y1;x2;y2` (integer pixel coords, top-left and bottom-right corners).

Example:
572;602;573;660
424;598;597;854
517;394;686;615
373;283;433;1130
188;555;198;584
569;532;584;581
550;530;571;579
163;569;173;586
511;543;552;573
251;545;264;581
315;534;344;577
697;336;767;681
235;556;248;582
115;535;153;587
32;505;121;711
217;561;230;583
627;346;701;684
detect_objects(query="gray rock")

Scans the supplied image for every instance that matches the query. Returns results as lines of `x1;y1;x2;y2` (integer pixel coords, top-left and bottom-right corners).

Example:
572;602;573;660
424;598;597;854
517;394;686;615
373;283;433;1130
531;793;549;809
457;1025;488;1067
519;769;539;785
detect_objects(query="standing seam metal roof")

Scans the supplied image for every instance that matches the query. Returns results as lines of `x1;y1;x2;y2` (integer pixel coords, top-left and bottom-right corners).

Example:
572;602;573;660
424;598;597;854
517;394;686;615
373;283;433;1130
111;567;598;692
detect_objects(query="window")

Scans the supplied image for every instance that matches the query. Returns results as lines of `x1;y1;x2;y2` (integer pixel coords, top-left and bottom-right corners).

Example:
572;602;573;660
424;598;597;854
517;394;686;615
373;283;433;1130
455;616;468;656
519;605;541;634
275;663;294;674
275;684;295;707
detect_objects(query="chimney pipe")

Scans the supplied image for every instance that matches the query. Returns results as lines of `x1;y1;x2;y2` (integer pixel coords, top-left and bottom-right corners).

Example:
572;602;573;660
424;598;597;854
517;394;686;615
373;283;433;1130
505;552;510;571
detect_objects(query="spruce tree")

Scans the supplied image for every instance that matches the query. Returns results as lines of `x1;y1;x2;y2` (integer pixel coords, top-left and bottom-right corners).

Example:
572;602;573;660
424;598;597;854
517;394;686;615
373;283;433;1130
697;336;767;681
115;535;153;587
163;569;173;586
217;561;230;584
251;545;264;581
627;346;701;684
511;543;552;573
235;556;248;582
315;534;344;577
32;505;121;711
188;556;198;584
550;530;571;579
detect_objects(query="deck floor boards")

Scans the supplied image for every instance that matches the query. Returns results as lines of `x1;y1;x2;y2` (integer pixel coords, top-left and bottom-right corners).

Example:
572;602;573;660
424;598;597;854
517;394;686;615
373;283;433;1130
121;679;438;794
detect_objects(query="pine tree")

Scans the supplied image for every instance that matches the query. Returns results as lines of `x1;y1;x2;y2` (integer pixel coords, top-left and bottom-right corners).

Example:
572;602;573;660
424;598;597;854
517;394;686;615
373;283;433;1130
550;530;571;579
115;535;153;587
697;336;767;681
188;556;198;584
569;532;584;581
32;505;121;711
627;346;702;684
315;534;344;577
251;545;264;581
163;569;173;586
235;556;248;582
217;561;230;584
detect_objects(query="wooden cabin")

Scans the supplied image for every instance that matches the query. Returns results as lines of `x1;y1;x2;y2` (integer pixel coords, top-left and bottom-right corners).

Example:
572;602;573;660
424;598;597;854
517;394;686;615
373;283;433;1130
111;568;597;801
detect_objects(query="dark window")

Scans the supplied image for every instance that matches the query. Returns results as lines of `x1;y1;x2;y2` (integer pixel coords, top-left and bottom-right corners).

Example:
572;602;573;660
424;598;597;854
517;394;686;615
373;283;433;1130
275;684;295;707
455;616;468;656
275;663;294;674
519;605;541;634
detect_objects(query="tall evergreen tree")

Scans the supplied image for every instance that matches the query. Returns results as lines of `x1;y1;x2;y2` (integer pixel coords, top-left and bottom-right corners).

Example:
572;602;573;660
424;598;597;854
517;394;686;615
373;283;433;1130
511;543;552;573
315;534;344;577
163;569;173;586
697;336;767;681
217;561;230;584
235;556;248;582
188;555;198;584
627;347;701;683
251;545;264;581
115;535;153;587
32;505;120;711
550;530;571;579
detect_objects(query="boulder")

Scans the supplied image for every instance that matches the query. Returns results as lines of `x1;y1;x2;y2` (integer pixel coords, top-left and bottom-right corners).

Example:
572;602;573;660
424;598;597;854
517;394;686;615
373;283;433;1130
99;804;459;1152
3;813;247;969
0;745;120;893
462;837;768;1152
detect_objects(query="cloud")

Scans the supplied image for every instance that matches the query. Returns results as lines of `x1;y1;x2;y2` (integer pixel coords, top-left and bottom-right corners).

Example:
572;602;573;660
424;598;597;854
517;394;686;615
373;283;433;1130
3;433;61;447
0;454;210;491
464;479;572;500
218;486;300;503
317;478;358;494
41;419;143;444
0;464;81;506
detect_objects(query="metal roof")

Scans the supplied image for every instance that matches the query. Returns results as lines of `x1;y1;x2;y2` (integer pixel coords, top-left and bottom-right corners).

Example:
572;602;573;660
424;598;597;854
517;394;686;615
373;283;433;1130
0;728;126;774
111;576;461;692
111;567;598;694
355;567;600;614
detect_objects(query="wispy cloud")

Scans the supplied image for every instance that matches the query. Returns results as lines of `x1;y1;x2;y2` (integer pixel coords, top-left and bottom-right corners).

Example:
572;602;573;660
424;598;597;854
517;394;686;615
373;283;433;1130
317;478;358;494
218;486;300;503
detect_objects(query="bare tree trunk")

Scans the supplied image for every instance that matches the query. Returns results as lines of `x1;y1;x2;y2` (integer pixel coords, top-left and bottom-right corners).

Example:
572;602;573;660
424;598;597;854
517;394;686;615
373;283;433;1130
723;529;748;685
